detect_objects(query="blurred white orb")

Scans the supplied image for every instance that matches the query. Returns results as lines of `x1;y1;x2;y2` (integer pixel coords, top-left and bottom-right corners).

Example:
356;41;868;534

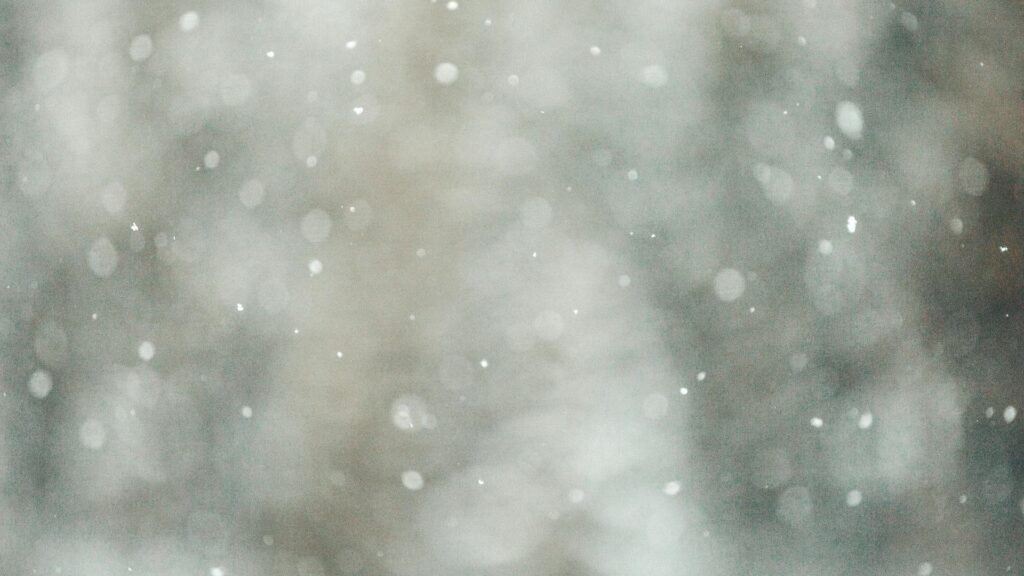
101;182;127;214
28;370;53;399
713;268;745;302
239;179;265;208
1004;406;1017;424
391;395;435;431
204;150;220;169
402;470;424;490
87;237;119;278
835;101;864;140
138;341;155;362
129;34;154;62
642;393;668;419
641;64;668;88
846;489;863;506
434;62;459;85
179;11;199;32
79;419;107;450
300;209;333;243
777;485;813;525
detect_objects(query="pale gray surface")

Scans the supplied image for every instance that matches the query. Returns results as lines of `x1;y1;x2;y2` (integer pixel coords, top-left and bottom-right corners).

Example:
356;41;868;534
1;1;1023;575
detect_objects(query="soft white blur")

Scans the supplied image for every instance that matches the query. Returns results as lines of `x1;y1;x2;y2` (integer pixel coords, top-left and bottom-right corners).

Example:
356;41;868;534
1;0;1023;574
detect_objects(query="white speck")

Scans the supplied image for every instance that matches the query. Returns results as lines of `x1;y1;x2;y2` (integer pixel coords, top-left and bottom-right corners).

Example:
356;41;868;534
129;34;153;62
959;494;967;504
241;405;253;418
818;240;834;255
680;387;689;395
306;156;318;167
28;370;53;399
479;359;489;368
210;568;225;576
696;371;706;382
345;40;358;49
79;419;106;450
641;64;668;88
835;101;864;140
999;246;1008;253
401;470;424;490
353;106;364;115
434;62;459;85
477;478;485;485
179;11;199;32
846;215;857;233
917;563;933;576
663;481;682;496
204;150;220;169
797;35;807;46
484;18;492;26
1004;406;1017;423
589;46;602;56
130;222;139;232
627;169;639;181
446;0;458;10
416;248;427;257
713;268;746;302
236;303;245;312
824;136;836;150
336;351;343;358
810;417;824;428
308;259;323;276
986;406;995;418
572;309;579;315
350;70;366;85
409;314;416;321
846;489;862;507
618;274;631;287
266;51;275;58
749;306;756;313
507;74;519;86
858;412;873;429
137;341;155;362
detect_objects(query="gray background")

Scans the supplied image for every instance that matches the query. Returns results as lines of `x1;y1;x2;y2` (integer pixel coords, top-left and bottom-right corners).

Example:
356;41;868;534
1;0;1022;575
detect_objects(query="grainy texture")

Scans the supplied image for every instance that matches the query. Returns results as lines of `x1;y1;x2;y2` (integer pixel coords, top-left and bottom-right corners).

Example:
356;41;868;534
1;1;1023;575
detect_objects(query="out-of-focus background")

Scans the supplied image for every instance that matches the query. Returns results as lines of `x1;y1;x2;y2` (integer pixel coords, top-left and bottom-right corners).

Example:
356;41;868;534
1;0;1023;574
